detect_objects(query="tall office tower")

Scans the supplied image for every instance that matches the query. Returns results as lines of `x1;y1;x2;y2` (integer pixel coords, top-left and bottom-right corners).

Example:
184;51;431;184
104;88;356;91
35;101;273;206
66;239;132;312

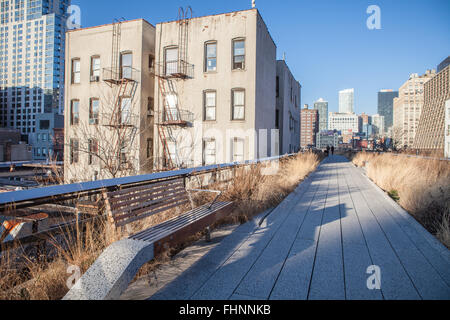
414;60;450;155
314;98;328;132
378;89;399;133
0;0;70;160
372;114;385;136
393;70;435;148
339;88;354;114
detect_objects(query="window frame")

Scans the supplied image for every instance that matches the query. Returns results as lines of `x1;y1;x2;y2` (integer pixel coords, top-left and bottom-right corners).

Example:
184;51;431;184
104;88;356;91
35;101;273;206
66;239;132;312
90;55;100;80
89;97;99;125
88;138;98;165
203;90;217;121
119;96;132;125
70;99;79;126
231;88;245;121
204;41;217;73
232;137;245;162
71;58;81;84
232;38;245;70
120;51;133;79
203;138;216;166
164;46;179;76
70;138;79;164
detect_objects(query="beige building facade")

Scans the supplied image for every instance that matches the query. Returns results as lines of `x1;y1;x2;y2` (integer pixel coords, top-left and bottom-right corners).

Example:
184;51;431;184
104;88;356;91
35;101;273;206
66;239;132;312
153;9;278;169
414;64;450;154
393;70;435;148
64;19;155;183
276;60;301;154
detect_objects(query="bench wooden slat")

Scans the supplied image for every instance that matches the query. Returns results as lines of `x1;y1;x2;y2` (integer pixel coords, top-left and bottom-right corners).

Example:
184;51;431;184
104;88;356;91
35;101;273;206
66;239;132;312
115;198;190;227
109;185;186;211
107;179;183;198
112;192;189;222
131;202;231;242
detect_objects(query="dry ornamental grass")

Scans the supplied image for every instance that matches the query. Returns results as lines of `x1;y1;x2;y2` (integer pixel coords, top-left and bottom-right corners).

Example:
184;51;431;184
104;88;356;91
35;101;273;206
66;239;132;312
352;152;450;249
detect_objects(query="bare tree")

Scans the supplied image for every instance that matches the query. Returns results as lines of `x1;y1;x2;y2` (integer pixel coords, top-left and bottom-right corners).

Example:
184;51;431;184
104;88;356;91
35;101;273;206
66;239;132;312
67;84;154;182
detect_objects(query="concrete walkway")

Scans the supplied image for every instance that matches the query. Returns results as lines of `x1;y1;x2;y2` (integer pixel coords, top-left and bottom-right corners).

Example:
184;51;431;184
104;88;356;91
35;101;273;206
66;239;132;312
145;156;450;300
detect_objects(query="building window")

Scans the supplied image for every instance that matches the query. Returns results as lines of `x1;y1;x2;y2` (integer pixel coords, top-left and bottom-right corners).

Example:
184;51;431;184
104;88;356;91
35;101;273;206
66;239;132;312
232;89;245;120
232;138;244;162
164;47;178;76
204;41;217;72
120;97;131;124
120;52;132;79
88;139;98;165
70;139;79;164
89;98;99;125
90;56;100;80
70;100;79;125
71;58;80;84
232;39;245;70
203;138;216;165
204;90;216;121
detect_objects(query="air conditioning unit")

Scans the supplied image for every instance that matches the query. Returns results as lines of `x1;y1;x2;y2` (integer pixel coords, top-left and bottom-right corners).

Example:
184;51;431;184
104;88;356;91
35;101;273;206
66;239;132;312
147;110;154;117
90;75;100;82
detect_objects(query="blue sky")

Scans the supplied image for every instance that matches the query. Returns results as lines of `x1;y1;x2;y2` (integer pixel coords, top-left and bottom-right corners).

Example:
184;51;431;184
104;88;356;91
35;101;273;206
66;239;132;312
72;0;450;115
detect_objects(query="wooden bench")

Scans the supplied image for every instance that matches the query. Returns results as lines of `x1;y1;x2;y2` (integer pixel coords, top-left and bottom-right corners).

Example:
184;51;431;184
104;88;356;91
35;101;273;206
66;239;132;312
64;177;233;300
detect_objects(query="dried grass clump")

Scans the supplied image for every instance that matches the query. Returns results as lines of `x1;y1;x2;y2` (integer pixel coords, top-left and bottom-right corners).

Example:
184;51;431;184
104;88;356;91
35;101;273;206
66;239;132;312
353;153;450;249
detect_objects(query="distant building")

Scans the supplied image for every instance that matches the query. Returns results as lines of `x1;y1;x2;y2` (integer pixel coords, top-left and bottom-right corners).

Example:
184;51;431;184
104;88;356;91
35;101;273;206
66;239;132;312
372;114;385;136
339;89;354;114
437;56;450;73
32;109;64;161
359;113;371;132
300;105;318;148
414;61;450;155
0;0;70;155
276;60;301;154
393;70;435;148
314;98;328;132
328;112;359;135
378;89;399;132
316;130;339;149
0;128;32;162
362;124;373;137
445;100;450;158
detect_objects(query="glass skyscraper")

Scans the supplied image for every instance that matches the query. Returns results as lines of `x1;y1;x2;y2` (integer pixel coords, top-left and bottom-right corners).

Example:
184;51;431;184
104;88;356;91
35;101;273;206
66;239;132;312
339;88;354;114
0;0;69;160
314;98;328;132
378;89;399;132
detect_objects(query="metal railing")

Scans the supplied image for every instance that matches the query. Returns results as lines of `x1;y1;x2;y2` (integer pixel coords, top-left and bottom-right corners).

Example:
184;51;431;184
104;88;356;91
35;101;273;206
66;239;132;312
153;60;194;79
0;154;297;211
0;153;298;252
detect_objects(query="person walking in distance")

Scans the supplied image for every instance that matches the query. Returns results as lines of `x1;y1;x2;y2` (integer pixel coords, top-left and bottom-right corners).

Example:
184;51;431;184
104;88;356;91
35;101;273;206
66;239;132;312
331;146;335;156
326;146;330;157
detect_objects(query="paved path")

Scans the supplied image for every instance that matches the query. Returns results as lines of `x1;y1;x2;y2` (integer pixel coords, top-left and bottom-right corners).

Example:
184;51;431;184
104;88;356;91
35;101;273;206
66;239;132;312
147;156;450;300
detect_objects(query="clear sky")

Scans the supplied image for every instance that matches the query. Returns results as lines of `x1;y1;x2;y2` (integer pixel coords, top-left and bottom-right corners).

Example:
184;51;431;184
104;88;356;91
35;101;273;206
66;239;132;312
72;0;450;115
